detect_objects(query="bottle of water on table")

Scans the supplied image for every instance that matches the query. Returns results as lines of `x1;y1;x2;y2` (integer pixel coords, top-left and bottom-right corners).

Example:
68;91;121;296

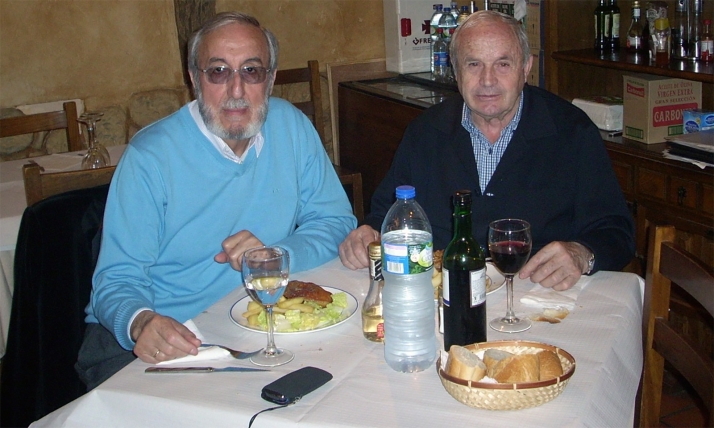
381;185;436;373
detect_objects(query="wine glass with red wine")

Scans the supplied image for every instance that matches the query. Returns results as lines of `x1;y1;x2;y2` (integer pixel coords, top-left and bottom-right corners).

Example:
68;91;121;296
488;219;532;333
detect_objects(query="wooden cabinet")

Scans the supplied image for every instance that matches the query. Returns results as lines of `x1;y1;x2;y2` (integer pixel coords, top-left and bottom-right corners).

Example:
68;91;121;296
338;78;714;270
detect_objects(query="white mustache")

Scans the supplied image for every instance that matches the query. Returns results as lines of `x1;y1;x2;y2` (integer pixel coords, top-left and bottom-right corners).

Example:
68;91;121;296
223;98;250;109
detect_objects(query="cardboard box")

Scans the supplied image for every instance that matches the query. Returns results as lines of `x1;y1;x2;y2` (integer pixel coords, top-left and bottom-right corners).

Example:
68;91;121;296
683;109;714;133
383;0;434;74
623;74;702;144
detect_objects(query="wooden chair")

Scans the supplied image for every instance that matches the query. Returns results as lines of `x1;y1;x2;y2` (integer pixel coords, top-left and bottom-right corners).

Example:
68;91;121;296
23;161;116;206
274;59;326;144
274;60;364;221
0;101;82;153
639;225;714;427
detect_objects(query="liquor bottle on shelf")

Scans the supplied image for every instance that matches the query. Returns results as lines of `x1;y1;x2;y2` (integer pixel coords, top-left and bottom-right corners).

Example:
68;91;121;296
609;0;621;51
442;190;487;351
381;185;436;373
430;4;444;74
595;0;609;52
626;1;645;54
670;0;688;60
362;241;384;343
701;19;713;62
688;0;702;61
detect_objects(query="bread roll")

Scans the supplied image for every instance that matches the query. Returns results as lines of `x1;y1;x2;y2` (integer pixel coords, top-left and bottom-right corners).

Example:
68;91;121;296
493;354;540;383
537;350;563;380
483;348;514;378
446;345;487;382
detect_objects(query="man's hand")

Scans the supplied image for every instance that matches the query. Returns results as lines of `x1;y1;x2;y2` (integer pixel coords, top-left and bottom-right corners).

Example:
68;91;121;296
214;230;264;271
518;241;592;291
339;225;380;270
131;310;201;363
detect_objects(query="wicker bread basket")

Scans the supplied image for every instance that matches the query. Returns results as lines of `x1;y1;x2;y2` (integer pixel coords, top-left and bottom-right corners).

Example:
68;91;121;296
437;340;576;410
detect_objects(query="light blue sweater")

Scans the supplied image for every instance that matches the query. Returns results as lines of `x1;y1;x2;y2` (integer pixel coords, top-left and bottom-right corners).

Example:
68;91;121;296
87;98;356;350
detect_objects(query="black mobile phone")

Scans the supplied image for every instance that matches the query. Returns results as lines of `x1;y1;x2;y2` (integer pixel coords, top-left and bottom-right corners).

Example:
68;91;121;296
261;366;333;405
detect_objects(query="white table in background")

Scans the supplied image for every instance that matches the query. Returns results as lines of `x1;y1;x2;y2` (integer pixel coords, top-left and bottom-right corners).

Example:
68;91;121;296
0;144;126;358
33;258;644;428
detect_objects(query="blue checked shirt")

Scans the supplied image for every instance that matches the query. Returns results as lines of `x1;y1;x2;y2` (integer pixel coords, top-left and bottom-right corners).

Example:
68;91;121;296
461;95;524;195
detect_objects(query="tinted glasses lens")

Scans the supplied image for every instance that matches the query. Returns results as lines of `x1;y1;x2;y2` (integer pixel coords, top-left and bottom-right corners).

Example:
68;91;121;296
206;66;231;84
239;66;267;84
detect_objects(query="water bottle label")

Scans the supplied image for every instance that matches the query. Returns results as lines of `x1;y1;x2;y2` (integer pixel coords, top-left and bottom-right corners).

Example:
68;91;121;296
434;51;447;67
383;241;433;275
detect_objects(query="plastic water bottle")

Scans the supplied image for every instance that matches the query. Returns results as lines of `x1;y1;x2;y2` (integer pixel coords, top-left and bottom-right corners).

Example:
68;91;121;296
450;2;460;21
439;6;457;37
430;4;444;74
433;28;448;78
381;185;436;373
438;8;456;78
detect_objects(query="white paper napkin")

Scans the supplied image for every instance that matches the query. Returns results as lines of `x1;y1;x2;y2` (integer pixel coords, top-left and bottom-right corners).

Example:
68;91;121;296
155;319;231;366
519;276;591;311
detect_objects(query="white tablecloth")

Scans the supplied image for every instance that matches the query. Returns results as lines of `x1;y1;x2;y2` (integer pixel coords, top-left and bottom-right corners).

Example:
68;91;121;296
0;145;126;358
33;258;644;428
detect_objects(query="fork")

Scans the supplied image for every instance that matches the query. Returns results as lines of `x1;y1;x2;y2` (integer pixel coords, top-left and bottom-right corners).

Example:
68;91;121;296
200;343;261;360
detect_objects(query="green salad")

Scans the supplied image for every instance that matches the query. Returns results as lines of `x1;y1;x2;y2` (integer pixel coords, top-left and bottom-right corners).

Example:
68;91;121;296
254;292;349;332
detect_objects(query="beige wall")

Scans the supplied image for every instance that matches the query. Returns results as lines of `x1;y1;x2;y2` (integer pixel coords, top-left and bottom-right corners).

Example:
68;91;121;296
0;0;385;111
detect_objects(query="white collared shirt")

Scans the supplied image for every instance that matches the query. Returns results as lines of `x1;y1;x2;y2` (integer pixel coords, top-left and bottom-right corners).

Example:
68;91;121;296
188;100;264;163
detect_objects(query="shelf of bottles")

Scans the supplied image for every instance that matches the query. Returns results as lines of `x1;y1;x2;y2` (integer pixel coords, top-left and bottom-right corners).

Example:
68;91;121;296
555;0;713;84
552;49;713;83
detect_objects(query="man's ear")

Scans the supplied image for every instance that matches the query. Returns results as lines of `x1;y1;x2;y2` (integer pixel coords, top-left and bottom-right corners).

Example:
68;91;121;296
523;54;534;80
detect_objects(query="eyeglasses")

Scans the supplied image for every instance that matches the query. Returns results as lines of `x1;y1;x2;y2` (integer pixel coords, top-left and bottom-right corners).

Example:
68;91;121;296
199;65;271;85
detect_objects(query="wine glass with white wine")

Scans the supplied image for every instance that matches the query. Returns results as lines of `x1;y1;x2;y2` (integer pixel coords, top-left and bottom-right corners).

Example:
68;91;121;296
241;246;294;367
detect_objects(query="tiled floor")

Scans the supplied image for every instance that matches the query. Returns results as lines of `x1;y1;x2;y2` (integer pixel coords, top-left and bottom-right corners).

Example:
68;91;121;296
658;369;709;427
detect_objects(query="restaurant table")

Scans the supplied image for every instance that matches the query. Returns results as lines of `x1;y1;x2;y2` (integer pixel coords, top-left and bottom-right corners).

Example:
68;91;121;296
0;144;126;358
33;258;644;428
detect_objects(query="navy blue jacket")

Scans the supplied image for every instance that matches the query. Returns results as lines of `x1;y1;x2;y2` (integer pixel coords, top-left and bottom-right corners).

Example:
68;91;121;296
365;84;635;273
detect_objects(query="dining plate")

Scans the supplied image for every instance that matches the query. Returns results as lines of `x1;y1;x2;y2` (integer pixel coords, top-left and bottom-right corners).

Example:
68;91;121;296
230;286;358;335
486;262;505;295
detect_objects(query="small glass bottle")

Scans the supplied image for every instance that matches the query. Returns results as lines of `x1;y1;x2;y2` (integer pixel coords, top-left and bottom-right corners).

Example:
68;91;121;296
701;19;713;63
626;1;644;54
654;18;670;66
362;241;384;343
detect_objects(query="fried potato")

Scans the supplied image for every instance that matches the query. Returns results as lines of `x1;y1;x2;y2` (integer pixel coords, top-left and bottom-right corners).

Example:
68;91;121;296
247;314;260;326
289;303;315;313
278;297;305;309
241;307;262;318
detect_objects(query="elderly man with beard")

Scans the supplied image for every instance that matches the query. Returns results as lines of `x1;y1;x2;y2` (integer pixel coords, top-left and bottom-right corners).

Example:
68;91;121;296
76;12;355;389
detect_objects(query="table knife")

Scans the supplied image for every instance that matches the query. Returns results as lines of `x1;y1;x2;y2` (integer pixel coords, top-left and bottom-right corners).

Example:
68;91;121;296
145;366;268;374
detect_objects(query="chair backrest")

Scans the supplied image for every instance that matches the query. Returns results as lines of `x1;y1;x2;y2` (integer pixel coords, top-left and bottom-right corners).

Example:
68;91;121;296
0;101;82;152
23;162;116;206
1;183;110;427
274;60;326;144
334;164;364;222
639;225;714;427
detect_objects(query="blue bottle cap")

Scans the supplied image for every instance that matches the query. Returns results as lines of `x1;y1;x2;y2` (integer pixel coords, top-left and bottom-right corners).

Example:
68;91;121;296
395;185;416;199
